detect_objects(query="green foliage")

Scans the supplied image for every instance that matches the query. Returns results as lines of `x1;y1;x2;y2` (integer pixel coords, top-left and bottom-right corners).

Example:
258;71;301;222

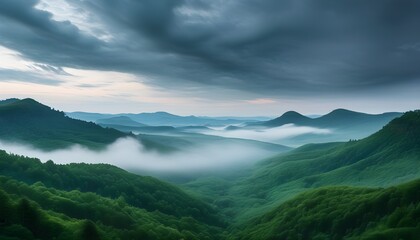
0;177;224;239
233;179;420;240
0;150;223;227
182;111;420;223
1;106;419;240
0;98;127;150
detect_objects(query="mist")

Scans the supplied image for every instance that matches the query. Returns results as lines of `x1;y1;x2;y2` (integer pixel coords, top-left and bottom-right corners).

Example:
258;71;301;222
0;137;277;174
200;124;332;143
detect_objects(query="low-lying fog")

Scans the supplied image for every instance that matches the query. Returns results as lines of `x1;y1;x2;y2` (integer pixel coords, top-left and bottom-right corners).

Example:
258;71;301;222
0;138;276;174
199;124;332;143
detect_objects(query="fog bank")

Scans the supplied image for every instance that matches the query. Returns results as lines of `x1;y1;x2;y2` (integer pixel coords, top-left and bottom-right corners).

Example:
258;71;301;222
201;124;332;143
0;137;276;174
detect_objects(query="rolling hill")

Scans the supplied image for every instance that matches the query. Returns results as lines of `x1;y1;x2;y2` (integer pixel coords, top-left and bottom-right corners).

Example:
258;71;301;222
95;116;147;127
234;179;420;240
183;111;420;222
67;111;260;127
0;150;225;239
239;109;404;146
258;108;402;130
262;111;312;127
0;99;127;150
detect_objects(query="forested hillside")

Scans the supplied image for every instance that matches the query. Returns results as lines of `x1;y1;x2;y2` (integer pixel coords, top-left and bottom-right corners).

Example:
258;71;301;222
233;179;420;240
0;150;225;239
0;99;127;150
183;111;420;222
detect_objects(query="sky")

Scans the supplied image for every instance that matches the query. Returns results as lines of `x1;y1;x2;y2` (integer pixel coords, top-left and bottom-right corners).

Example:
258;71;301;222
0;0;419;116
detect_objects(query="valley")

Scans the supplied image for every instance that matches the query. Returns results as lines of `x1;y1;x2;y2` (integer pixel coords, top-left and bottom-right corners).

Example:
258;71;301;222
0;99;419;239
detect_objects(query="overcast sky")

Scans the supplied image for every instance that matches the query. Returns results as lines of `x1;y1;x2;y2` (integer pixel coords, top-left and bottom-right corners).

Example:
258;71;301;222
0;0;419;116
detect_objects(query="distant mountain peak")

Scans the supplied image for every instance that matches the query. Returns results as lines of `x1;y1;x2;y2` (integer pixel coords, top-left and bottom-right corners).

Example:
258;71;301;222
96;116;147;127
331;108;359;113
0;98;127;150
281;110;306;118
318;109;368;121
0;98;52;113
0;98;20;105
263;110;310;126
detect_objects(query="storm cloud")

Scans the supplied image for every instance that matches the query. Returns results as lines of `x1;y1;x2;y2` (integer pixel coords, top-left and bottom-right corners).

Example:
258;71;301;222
1;0;420;97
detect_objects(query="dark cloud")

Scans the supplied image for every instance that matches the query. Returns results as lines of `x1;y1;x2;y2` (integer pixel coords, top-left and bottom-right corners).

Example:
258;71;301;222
0;69;62;85
31;64;71;76
0;0;420;97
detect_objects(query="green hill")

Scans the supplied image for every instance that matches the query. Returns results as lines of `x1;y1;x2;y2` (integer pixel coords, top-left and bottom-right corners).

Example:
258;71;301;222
234;179;420;240
0;150;222;226
0;150;224;239
0;176;224;240
0;108;419;239
0;99;127;150
182;111;420;222
234;111;419;218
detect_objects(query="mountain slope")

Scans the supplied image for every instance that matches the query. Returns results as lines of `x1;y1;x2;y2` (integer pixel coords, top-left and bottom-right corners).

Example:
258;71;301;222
312;109;402;129
240;109;404;146
0;176;224;240
258;109;402;129
233;110;420;219
234;179;420;240
182;111;419;222
262;111;311;127
67;111;257;127
96;116;147;127
0;99;127;150
0;150;223;227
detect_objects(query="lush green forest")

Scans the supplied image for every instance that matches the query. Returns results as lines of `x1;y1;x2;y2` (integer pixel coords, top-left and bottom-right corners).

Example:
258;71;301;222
0;100;419;239
233;179;420;240
0;151;225;239
183;111;420;222
0;99;127;150
0;176;224;240
0;150;222;226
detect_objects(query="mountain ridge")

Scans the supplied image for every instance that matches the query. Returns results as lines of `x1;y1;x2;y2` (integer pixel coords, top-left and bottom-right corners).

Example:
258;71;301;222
0;98;127;150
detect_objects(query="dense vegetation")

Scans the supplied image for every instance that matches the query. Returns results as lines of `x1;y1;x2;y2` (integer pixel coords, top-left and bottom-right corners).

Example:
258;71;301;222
0;150;222;226
233;179;420;240
0;151;225;239
183;111;420;222
0;98;418;239
0;99;127;150
0;176;224;240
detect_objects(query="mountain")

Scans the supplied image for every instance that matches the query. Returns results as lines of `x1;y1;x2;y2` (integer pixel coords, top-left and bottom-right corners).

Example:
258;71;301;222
0;98;19;105
67;111;261;127
234;179;420;239
262;111;311;127
0;150;224;239
312;108;402;129
136;132;292;155
96;116;147;127
239;109;404;146
183;111;420;222
258;109;402;130
0;98;127;150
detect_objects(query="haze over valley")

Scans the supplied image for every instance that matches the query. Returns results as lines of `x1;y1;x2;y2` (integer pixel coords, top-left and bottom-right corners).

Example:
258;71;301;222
0;0;419;239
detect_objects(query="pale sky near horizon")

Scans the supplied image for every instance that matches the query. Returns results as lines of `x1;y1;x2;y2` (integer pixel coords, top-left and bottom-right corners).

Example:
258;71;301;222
0;0;419;116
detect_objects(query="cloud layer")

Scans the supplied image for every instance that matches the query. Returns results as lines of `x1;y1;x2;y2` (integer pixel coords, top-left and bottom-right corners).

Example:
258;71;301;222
202;124;332;143
1;0;420;98
0;137;275;174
